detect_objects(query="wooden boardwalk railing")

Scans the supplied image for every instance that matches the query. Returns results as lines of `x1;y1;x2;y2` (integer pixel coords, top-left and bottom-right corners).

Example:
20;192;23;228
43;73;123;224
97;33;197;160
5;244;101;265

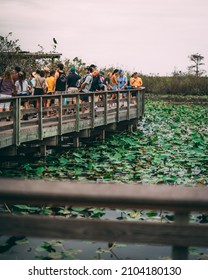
0;89;144;150
0;179;208;259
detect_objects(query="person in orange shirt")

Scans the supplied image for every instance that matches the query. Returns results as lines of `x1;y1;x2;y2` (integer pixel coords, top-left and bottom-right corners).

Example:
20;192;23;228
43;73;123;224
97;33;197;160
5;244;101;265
110;69;119;102
46;70;55;117
110;69;119;90
130;72;143;89
130;72;143;104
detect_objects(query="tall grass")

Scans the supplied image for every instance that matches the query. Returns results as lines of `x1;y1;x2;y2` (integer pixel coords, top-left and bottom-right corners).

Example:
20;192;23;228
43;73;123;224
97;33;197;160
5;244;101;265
141;75;208;96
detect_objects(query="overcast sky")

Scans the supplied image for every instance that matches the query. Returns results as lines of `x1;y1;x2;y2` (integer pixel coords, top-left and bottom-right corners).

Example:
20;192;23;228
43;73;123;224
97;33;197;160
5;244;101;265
1;0;208;75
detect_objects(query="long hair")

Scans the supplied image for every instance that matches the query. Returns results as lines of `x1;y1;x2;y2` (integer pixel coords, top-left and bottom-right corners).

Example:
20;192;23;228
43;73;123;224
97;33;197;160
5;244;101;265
18;71;26;92
111;69;118;76
3;71;12;82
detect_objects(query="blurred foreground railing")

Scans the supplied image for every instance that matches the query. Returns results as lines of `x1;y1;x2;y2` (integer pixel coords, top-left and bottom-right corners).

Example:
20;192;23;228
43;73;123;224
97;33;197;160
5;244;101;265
0;179;208;259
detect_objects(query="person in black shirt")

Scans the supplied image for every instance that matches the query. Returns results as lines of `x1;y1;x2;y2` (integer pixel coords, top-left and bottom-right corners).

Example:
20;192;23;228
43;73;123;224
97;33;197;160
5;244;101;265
66;66;81;112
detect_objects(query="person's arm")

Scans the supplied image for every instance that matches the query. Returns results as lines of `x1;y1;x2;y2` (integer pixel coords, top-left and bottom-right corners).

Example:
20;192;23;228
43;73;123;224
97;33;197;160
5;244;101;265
54;71;59;89
139;77;143;86
34;78;37;88
79;82;86;91
130;77;136;87
122;76;128;89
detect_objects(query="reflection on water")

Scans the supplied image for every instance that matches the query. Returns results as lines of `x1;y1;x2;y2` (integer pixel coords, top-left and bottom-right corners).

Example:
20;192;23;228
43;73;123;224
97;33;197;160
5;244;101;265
0;235;172;260
0;235;207;260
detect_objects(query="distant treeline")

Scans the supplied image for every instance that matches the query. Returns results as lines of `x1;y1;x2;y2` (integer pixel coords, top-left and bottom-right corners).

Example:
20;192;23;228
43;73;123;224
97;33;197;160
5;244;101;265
141;75;208;96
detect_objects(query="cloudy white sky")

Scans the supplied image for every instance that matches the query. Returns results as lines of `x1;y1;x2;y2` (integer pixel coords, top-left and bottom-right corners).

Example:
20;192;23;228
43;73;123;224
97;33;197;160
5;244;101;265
1;0;208;75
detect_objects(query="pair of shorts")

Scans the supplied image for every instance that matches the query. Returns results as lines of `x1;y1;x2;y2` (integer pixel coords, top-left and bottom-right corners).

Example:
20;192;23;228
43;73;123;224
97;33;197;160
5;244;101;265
54;91;65;106
0;94;12;109
80;94;89;102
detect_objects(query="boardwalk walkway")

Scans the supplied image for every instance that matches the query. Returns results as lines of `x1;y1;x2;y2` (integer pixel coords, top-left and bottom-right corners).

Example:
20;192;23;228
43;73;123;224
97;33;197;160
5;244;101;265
0;89;144;152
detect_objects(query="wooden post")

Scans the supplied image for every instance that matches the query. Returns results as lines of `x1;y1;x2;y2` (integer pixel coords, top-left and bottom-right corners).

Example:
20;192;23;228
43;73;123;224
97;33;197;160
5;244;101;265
116;91;120;122
104;91;108;125
13;97;20;146
128;123;133;133
76;94;80;132
58;95;63;135
141;89;145;116
91;93;95;128
73;136;80;148
38;96;43;140
136;90;140;118
127;90;130;120
139;90;143;118
40;145;47;157
100;129;105;141
172;211;190;260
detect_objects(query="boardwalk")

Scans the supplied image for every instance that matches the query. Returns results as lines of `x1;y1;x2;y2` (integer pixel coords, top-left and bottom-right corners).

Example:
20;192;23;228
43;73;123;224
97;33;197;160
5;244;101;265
0;89;144;153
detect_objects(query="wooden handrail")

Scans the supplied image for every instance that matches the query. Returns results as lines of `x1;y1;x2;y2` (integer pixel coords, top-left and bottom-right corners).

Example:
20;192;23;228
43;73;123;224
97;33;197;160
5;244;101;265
0;179;208;211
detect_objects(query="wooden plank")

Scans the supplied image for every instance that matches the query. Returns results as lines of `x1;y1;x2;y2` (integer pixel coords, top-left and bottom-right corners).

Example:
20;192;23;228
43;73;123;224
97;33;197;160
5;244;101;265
0;214;208;247
0;179;208;212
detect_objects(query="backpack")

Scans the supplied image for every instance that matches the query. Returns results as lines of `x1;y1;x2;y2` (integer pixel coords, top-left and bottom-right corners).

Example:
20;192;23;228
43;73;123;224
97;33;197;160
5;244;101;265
76;74;88;88
59;72;67;83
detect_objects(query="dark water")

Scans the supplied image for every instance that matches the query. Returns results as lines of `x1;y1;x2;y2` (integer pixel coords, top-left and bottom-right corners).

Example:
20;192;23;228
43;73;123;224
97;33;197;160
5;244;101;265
0;235;207;260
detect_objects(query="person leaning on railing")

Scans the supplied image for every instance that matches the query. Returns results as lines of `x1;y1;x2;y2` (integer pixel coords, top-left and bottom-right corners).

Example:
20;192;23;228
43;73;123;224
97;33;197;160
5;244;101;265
78;66;93;114
130;72;143;104
66;66;81;114
15;71;31;121
54;63;67;117
130;72;143;89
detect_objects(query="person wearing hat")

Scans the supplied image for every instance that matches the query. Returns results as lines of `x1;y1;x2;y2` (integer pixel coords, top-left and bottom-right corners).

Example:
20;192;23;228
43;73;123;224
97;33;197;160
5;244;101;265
78;66;93;113
117;70;129;106
66;66;81;112
117;70;128;90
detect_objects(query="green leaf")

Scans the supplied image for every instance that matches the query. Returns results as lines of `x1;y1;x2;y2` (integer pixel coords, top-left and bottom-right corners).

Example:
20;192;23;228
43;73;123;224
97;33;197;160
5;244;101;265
146;210;158;217
36;167;44;175
59;158;68;165
73;153;82;158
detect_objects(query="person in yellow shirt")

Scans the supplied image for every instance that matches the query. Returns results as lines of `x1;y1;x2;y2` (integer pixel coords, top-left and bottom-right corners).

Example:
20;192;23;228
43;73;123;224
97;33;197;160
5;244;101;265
130;72;143;104
130;72;143;89
46;70;55;117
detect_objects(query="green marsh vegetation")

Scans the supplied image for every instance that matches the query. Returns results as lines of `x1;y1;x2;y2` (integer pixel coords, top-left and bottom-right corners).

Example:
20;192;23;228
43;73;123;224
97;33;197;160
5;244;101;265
1;100;207;185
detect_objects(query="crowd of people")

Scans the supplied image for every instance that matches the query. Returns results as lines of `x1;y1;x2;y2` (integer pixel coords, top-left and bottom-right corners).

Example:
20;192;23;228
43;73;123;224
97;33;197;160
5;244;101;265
0;63;143;120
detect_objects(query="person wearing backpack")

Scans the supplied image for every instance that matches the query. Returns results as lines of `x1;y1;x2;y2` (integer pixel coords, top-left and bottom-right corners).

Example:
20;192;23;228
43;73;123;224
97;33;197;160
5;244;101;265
78;66;93;113
54;63;67;116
